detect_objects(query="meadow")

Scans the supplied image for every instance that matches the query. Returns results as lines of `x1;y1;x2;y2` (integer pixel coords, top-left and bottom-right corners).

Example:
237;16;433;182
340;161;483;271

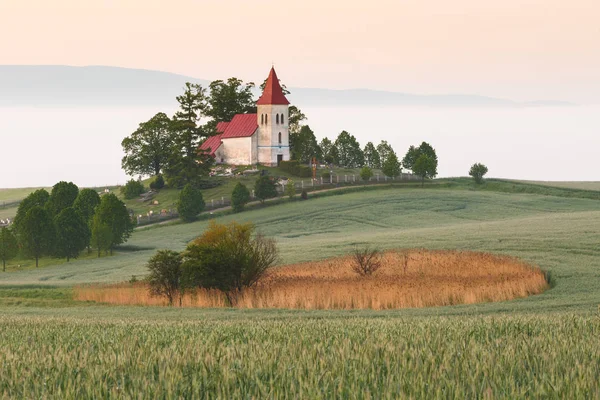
1;182;600;397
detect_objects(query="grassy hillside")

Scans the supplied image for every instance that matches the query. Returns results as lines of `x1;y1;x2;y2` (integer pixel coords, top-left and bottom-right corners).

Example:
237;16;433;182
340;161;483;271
516;180;600;191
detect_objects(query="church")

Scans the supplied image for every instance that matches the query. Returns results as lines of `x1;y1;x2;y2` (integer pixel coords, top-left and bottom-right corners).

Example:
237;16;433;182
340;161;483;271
200;67;291;166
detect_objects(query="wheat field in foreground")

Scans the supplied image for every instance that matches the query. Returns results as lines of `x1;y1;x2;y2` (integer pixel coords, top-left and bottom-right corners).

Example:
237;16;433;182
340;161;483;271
75;250;549;310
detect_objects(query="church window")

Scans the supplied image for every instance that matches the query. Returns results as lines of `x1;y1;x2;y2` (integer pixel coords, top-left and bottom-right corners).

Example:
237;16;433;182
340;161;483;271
278;132;282;144
261;114;264;125
281;114;284;124
265;114;268;124
276;114;279;124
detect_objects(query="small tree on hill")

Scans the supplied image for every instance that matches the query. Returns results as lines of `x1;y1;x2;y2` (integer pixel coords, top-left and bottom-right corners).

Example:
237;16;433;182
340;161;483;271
254;176;278;204
73;188;101;223
177;184;205;222
231;182;251;213
382;151;401;178
120;179;146;200
147;250;183;306
360;166;373;182
412;154;437;186
363;142;381;168
94;193;134;254
352;246;382;276
54;208;90;262
0;227;18;272
285;180;296;199
90;214;112;257
19;206;54;268
469;163;489;184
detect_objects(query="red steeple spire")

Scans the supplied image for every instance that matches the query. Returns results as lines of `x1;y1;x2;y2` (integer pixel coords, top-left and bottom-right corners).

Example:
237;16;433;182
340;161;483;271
257;67;290;105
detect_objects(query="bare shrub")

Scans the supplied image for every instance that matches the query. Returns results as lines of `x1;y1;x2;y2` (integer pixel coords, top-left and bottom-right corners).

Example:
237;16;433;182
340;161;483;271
351;246;382;276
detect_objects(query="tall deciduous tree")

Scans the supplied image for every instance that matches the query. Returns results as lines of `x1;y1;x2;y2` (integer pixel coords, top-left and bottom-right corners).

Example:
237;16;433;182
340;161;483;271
13;189;50;234
403;142;438;175
334;131;364;167
73;189;101;223
288;106;307;135
205;78;255;132
0;227;18;272
290;125;321;163
47;181;79;217
121;112;174;176
94;194;134;254
54;208;90;261
320;137;338;164
19;206;54;268
363;142;381;168
377;141;394;166
382;151;401;178
412;154;438;186
90;213;112;257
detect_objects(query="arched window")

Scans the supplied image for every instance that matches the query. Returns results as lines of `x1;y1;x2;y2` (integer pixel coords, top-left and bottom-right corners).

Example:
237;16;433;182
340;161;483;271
281;113;284;125
265;114;268;125
261;114;264;125
276;114;279;124
278;132;282;144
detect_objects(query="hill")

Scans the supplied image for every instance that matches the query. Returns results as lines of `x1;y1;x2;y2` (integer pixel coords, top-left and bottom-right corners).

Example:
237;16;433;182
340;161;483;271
0;65;574;108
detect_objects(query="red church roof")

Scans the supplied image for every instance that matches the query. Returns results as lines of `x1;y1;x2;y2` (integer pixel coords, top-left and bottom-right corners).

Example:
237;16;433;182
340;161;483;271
199;134;223;156
256;67;290;105
216;121;230;133
221;114;258;138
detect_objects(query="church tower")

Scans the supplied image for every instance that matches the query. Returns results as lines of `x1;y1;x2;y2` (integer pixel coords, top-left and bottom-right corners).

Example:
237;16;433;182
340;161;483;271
256;67;290;166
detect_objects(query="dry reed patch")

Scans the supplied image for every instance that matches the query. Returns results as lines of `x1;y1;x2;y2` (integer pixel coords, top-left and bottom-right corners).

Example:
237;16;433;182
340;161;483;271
74;250;549;310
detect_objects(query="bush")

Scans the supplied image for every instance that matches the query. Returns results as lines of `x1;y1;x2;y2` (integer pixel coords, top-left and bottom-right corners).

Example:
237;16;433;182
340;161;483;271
149;174;165;190
301;189;308;200
351;246;382;276
321;172;331;180
177;184;205;222
181;221;279;305
147;250;182;306
121;179;146;199
360;167;373;182
279;160;312;178
231;182;251;212
254;176;278;203
285;180;296;199
469;163;489;184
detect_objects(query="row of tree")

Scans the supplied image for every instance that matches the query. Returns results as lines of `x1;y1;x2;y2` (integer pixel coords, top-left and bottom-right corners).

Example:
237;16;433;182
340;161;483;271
0;182;133;269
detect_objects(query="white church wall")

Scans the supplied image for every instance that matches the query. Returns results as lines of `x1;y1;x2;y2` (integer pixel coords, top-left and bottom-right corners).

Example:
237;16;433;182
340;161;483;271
257;104;290;165
221;136;254;165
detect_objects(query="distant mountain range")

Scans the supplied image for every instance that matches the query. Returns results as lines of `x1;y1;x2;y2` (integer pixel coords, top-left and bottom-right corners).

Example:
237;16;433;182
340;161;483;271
0;65;575;108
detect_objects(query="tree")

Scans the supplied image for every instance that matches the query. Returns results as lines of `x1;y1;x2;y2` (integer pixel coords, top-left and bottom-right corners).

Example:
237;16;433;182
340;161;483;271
290;125;321;163
177;184;205;222
285;180;296;199
181;221;279;305
73;189;100;223
120;179;146;200
121;112;174;176
19;206;54;268
363;142;381;168
94;194;134;254
13;189;50;234
254;176;278;203
377;141;394;166
401;145;419;171
288;105;307;134
147;250;183;306
90;214;112;257
205;78;255;132
320;137;338;165
403;142;438;175
231;182;251;213
46;181;79;217
360;166;374;182
0;227;18;272
334;131;364;167
54;208;89;261
351;246;382;276
382;151;401;178
149;174;165;190
469;163;489;184
412;154;437;186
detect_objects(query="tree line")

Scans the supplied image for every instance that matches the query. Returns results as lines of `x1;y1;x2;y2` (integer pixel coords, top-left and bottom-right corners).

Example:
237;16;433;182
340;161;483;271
0;182;133;269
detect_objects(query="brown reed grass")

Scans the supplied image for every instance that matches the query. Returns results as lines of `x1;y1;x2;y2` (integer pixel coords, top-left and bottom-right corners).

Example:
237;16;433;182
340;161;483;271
74;250;549;310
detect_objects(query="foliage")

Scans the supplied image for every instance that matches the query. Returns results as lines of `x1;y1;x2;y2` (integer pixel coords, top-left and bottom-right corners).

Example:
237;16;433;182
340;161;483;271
351;246;382;276
181;221;279;305
0;227;18;272
147;250;183;306
19;206;54;268
376;141;394;166
288;105;307;134
177;184;205;222
94;193;134;253
149;174;165;190
254;176;278;203
46;181;79;217
90;214;112;257
301;189;308;200
290;125;321;163
363;142;381;168
403;142;438;174
360;166;374;182
12;189;50;236
413;154;438;186
285;180;296;199
120;179;146;200
382;151;401;178
469;163;489;184
73;188;101;223
334;131;364;167
319;137;338;164
278;160;312;178
205;78;255;132
53;208;90;262
231;182;251;213
121;112;174;176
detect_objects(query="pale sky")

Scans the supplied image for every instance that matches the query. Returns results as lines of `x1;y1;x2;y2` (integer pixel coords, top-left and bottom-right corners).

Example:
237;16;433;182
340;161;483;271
1;0;599;103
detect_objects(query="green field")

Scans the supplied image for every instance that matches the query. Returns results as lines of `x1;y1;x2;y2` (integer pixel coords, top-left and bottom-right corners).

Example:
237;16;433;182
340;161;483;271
1;181;600;397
